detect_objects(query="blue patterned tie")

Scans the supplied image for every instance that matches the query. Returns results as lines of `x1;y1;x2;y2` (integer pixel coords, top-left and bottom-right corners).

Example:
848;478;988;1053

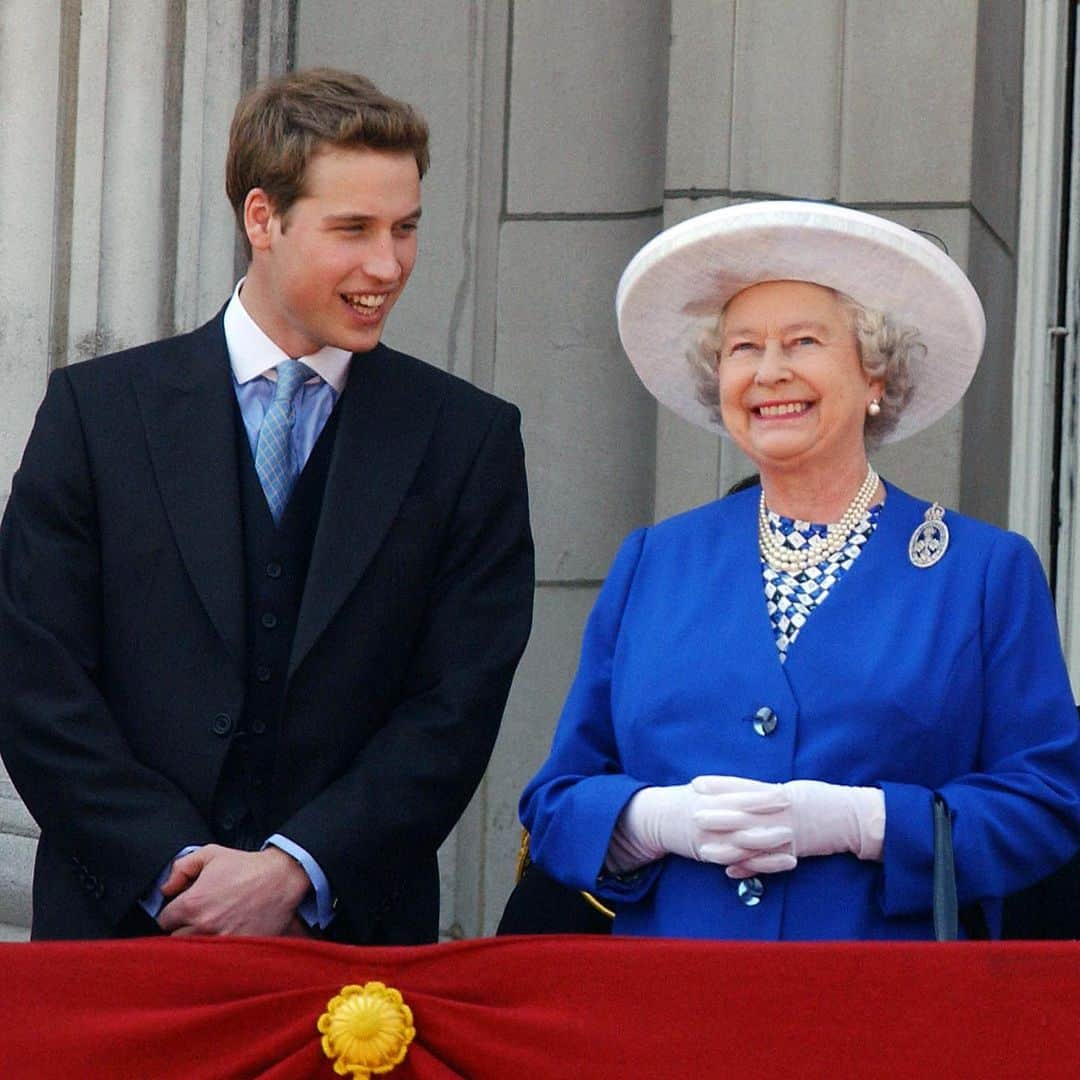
254;359;315;524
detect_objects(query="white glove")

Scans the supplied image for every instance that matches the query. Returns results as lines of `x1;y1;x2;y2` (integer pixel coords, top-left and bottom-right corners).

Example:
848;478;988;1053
605;777;796;874
693;776;886;878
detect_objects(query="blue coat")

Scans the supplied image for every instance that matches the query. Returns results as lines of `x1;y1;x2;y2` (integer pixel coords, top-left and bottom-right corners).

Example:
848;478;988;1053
521;482;1080;939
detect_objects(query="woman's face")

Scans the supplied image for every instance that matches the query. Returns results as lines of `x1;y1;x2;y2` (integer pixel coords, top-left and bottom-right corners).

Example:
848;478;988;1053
717;280;882;476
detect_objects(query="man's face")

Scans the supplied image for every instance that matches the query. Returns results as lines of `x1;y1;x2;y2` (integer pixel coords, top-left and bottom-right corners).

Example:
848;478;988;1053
244;146;421;357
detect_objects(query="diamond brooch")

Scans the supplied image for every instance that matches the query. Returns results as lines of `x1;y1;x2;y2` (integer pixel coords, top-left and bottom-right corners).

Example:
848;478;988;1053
909;502;949;568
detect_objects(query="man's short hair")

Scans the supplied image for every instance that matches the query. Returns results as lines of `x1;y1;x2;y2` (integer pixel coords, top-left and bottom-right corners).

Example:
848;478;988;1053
226;67;430;250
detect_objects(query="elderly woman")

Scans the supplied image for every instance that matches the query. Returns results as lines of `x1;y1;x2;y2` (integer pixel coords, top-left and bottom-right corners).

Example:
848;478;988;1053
519;202;1080;940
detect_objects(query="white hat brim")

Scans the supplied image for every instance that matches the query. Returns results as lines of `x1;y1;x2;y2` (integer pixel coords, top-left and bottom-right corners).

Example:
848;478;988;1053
615;201;986;444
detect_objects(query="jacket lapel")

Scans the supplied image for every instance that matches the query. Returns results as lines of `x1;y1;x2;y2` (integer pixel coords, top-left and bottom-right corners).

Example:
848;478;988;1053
289;345;444;677
131;314;246;671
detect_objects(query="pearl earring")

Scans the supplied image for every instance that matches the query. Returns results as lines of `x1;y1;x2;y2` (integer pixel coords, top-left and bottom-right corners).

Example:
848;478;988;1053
867;399;881;417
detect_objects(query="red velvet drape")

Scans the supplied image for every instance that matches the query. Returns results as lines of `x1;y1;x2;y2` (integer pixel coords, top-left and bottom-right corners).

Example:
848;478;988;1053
1;936;1076;1078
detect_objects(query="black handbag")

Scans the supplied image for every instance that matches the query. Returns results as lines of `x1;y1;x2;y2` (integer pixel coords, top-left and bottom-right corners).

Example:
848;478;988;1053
496;831;613;936
933;794;990;940
1002;706;1080;939
932;793;961;940
1003;852;1080;939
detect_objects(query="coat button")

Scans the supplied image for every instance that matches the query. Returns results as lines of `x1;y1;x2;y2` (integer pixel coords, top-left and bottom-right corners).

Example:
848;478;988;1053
737;877;765;906
261;612;278;629
251;718;267;735
752;707;778;736
221;813;236;832
211;713;232;736
255;665;272;683
265;561;283;579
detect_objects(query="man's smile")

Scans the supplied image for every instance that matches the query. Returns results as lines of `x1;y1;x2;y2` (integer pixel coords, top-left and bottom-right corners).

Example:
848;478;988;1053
342;292;388;311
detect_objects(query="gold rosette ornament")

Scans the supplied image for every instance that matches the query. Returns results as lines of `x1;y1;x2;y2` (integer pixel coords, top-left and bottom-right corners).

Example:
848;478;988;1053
318;982;415;1077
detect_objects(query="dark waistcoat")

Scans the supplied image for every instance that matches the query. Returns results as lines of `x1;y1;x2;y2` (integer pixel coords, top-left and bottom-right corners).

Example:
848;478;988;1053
212;402;342;848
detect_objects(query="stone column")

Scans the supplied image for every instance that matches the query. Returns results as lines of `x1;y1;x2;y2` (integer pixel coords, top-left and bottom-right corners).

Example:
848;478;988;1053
0;1;64;501
960;0;1026;527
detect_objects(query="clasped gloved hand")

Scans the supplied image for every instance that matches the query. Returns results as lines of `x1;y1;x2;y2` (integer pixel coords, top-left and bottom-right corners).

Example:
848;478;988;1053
692;775;886;878
606;777;795;874
606;775;884;878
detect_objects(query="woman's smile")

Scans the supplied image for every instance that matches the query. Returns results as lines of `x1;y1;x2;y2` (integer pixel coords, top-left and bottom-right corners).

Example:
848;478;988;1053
753;400;813;419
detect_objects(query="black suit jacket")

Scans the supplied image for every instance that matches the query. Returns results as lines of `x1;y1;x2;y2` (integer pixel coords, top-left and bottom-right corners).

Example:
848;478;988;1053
0;313;533;942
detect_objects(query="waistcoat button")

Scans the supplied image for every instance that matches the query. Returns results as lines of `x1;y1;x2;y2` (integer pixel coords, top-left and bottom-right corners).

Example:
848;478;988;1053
211;713;232;736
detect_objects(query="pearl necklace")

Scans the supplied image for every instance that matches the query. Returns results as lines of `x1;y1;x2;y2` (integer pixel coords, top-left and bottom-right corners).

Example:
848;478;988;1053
758;465;879;574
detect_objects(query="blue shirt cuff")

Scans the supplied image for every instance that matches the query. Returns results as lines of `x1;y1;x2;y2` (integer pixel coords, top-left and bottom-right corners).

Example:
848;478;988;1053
138;844;202;919
265;834;336;929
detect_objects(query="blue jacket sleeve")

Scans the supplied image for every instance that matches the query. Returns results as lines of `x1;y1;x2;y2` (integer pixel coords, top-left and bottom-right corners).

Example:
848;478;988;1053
880;531;1080;917
520;529;661;901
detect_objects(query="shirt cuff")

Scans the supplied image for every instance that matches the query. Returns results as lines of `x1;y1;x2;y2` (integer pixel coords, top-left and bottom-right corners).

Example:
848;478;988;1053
139;844;202;919
265;834;336;929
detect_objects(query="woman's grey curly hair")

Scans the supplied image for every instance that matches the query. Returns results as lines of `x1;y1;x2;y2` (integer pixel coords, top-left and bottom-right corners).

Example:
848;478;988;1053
686;286;923;448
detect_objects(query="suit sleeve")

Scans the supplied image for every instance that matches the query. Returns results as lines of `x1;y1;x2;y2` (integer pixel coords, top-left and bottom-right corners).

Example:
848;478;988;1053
879;531;1080;919
275;400;534;926
519;528;661;903
0;370;213;927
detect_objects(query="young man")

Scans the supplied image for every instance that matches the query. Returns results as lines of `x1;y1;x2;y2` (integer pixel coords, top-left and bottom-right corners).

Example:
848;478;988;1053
0;69;533;943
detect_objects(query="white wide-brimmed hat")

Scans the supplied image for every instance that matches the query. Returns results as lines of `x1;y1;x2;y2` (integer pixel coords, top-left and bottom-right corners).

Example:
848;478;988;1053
615;200;986;444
